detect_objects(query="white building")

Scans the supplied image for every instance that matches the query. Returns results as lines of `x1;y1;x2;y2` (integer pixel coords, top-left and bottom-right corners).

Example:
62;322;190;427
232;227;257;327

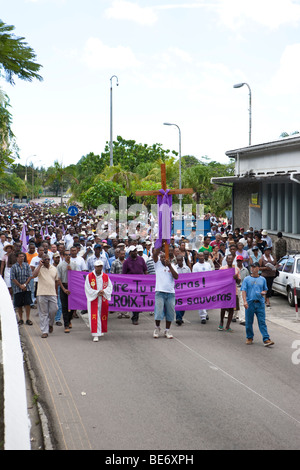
211;135;300;250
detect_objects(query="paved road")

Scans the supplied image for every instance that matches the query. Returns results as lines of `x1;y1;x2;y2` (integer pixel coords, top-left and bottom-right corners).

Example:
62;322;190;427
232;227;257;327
20;294;300;451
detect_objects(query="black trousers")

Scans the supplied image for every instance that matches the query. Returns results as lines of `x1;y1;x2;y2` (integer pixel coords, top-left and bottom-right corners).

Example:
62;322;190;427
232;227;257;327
60;283;73;327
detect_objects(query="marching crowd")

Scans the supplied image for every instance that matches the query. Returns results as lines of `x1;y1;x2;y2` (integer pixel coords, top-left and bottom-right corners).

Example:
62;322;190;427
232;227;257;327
0;203;285;346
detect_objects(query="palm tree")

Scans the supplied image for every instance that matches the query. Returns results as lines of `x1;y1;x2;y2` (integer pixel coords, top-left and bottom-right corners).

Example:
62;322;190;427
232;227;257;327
46;161;77;206
0;20;43;85
95;164;140;196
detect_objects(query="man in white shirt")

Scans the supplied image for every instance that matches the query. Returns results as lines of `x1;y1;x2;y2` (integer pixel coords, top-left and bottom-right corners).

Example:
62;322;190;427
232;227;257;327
152;247;178;339
261;230;272;248
192;252;211;324
137;245;148;263
69;246;87;271
64;227;76;250
175;255;191;326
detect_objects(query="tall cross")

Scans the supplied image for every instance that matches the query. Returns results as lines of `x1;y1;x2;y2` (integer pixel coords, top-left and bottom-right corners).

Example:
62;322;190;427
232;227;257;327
136;163;193;259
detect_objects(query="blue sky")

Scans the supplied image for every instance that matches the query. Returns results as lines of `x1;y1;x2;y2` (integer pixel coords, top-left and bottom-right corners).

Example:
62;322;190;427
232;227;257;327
2;0;300;169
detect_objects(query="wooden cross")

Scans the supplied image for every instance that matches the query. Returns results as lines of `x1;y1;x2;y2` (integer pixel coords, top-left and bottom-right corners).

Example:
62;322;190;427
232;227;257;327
135;163;193;259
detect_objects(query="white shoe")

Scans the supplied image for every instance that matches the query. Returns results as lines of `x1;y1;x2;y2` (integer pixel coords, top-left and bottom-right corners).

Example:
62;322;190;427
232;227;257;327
153;327;160;338
164;330;173;339
93;336;99;342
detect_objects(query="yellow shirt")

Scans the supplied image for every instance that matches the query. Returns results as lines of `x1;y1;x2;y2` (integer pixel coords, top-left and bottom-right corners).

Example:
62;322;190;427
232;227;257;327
37;265;58;296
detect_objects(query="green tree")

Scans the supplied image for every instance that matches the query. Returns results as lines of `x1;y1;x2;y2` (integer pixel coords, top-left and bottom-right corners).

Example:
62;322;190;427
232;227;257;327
0;90;18;173
101;136;173;172
0;20;43;84
80;179;123;210
95;164;140;197
0;172;27;199
182;158;234;210
46;161;77;205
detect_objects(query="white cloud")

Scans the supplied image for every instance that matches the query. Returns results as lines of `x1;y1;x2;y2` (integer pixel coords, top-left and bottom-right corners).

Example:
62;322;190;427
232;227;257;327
269;44;300;95
155;2;215;10
82;37;141;70
105;0;300;30
213;0;300;30
168;47;193;64
105;1;158;25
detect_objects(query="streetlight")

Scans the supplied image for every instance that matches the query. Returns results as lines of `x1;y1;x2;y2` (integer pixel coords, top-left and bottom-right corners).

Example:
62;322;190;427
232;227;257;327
233;82;252;146
25;154;36;182
31;159;42;200
110;75;119;167
163;122;182;213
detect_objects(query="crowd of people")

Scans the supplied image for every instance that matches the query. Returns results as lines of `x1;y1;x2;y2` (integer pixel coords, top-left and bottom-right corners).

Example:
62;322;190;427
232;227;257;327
0;203;283;346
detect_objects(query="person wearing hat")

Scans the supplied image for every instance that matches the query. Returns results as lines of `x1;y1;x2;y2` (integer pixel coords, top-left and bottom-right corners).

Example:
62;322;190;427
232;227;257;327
249;246;262;266
145;240;152;258
137;244;148;263
261;229;272;249
87;243;110;273
241;262;274;347
122;245;148;325
259;247;277;308
84;259;113;342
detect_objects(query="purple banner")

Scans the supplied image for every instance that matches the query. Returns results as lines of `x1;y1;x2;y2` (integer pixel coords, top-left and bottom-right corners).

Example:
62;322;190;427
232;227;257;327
68;269;236;312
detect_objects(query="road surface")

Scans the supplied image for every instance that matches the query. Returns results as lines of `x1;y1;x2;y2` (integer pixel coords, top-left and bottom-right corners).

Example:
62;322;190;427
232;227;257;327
20;294;300;451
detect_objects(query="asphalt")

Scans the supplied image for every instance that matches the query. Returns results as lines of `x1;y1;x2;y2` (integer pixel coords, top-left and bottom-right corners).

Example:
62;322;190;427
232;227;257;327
16;291;300;452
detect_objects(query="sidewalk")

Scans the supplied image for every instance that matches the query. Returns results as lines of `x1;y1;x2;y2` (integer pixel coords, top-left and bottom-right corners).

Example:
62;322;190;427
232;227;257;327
265;296;300;335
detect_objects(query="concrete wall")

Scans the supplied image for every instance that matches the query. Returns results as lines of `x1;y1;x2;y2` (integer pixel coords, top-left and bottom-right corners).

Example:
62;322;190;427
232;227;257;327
238;142;300;176
233;181;260;229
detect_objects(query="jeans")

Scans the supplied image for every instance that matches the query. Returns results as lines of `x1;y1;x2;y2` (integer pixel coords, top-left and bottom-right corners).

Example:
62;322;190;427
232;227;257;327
245;300;270;342
176;310;185;321
29;279;35;305
55;286;62;322
154;292;175;322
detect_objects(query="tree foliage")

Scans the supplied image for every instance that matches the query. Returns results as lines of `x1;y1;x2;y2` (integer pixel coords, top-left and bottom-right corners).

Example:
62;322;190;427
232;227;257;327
80;179;124;210
0;20;43;85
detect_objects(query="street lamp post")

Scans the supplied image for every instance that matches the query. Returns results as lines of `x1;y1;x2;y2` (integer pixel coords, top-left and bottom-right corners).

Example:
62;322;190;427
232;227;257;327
31;160;42;201
163;122;182;214
110;75;119;167
233;82;252;146
25;154;36;182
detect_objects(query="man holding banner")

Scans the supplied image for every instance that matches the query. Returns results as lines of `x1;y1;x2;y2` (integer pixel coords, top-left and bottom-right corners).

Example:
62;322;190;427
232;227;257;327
84;259;113;342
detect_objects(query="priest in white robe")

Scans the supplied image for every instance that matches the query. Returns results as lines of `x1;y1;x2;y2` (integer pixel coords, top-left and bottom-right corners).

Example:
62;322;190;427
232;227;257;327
84;259;113;341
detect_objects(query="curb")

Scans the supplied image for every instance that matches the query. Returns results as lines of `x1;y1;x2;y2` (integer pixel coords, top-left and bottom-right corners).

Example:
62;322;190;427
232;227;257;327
22;347;54;451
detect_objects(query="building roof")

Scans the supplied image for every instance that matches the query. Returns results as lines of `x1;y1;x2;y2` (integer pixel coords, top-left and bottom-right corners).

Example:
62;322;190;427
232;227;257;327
211;172;300;185
212;134;300;185
225;135;300;159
